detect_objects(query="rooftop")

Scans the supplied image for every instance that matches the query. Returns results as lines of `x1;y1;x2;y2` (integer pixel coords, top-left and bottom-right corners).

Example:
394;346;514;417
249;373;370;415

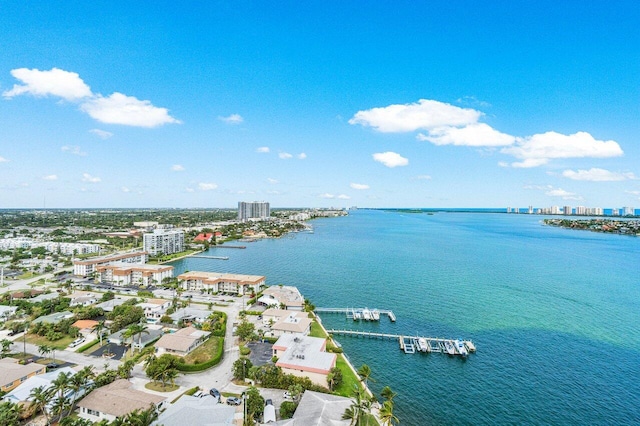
154;326;210;352
77;379;165;418
272;391;351;426
274;334;336;375
177;271;265;284
152;394;235;426
0;358;46;387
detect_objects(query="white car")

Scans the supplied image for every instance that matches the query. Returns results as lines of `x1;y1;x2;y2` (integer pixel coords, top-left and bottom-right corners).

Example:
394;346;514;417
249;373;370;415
283;391;292;399
69;338;85;348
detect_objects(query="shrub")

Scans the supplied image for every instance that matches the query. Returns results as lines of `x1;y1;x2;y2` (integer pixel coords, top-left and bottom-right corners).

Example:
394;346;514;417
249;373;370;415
176;337;224;372
280;401;297;419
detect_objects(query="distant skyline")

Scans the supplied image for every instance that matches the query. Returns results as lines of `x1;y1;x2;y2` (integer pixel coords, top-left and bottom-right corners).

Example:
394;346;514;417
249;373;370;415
1;1;639;208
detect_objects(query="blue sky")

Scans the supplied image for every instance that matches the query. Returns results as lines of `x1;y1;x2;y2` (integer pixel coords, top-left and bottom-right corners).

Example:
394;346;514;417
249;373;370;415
1;1;639;208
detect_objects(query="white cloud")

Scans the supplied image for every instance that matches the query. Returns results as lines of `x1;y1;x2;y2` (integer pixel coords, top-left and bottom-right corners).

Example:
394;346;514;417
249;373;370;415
298;153;307;160
413;175;432;180
546;188;574;197
561;168;636;182
279;152;293;159
349;99;481;133
350;183;370;190
61;145;87;156
256;147;270;153
3;67;92;101
89;129;113;139
337;194;351;200
121;186;131;193
319;193;335;199
501;131;623;167
82;173;101;183
80;92;180;127
185;187;195;193
0;156;8;163
510;158;549;168
42;174;58;181
372;151;409;168
218;114;243;124
198;182;218;191
267;178;279;184
171;164;185;172
417;123;515;147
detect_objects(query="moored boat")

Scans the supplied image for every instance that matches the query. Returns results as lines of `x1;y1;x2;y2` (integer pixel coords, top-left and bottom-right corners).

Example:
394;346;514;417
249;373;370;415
455;339;468;357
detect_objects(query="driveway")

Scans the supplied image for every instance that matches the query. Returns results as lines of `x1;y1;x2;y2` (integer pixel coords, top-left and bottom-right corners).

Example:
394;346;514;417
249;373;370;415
88;343;127;361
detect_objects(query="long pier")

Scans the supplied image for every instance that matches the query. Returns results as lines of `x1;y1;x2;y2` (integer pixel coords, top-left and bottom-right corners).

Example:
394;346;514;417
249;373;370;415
215;245;246;249
190;255;229;260
327;329;476;356
315;307;396;322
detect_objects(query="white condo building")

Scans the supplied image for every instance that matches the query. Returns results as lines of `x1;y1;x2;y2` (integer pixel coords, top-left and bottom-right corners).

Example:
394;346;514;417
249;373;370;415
238;201;270;221
73;251;148;277
143;229;184;256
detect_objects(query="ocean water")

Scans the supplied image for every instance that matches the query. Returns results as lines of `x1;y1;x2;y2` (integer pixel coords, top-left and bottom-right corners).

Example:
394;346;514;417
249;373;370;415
170;210;640;425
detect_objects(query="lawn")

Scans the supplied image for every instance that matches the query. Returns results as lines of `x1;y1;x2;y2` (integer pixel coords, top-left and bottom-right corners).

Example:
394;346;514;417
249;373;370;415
309;320;327;338
182;336;222;365
25;333;75;350
17;272;39;280
333;354;364;397
145;382;179;392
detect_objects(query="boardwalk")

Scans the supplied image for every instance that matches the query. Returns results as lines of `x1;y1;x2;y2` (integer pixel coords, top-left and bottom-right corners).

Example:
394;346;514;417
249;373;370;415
190;255;229;260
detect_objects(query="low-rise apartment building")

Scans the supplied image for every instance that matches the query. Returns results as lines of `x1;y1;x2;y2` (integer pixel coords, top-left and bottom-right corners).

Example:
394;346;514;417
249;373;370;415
96;262;173;287
262;309;311;337
272;334;336;387
73;251;148;277
178;271;265;295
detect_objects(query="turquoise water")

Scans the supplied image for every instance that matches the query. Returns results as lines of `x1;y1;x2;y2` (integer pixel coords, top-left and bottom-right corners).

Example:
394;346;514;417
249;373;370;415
170;210;640;425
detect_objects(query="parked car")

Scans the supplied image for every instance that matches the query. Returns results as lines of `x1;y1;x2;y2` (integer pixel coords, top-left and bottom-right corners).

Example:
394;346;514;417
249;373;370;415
46;363;60;370
265;399;273;406
193;390;205;398
283;391;292;399
226;396;242;406
69;337;85;348
209;388;221;401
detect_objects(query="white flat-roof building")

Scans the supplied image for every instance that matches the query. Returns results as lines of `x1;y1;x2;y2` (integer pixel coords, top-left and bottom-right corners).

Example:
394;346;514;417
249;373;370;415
262;309;312;337
238;201;270;221
143;229;184;256
178;271;265;295
273;334;336;387
96;262;173;287
137;299;172;323
260;286;304;311
73;251;148;277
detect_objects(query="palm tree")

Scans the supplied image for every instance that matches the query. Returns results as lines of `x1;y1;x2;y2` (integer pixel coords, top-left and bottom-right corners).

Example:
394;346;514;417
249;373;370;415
29;385;53;425
118;359;135;379
1;339;12;358
342;386;373;426
124;322;149;355
92;320;106;346
38;344;51;361
122;407;158;426
380;386;397;402
357;364;374;386
50;371;71;411
65;368;95;417
379;400;399;426
0;401;23;426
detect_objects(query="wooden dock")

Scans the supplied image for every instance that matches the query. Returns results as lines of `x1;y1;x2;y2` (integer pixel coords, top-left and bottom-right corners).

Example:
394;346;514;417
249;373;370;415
327;329;476;356
315;307;397;322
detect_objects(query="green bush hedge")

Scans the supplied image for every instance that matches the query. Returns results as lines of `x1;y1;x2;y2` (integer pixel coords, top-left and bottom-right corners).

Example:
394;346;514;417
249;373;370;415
176;337;224;372
77;339;98;353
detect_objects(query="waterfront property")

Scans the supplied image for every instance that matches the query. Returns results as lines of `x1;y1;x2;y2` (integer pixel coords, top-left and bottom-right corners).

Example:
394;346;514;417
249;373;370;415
262;308;312;337
272;333;337;387
73;251;148;277
259;285;305;311
178;271;265;295
77;379;166;423
96;262;174;287
272;390;352;426
0;358;46;393
152;394;235;426
143;229;185;256
153;326;210;356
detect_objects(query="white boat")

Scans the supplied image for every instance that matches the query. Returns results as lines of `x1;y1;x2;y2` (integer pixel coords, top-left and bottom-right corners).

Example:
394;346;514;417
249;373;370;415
454;339;468;357
444;340;456;355
417;337;429;352
362;308;371;321
371;310;380;321
353;311;362;321
464;340;476;352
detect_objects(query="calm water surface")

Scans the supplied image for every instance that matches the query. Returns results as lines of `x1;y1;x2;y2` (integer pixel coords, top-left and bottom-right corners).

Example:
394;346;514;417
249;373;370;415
170;210;640;425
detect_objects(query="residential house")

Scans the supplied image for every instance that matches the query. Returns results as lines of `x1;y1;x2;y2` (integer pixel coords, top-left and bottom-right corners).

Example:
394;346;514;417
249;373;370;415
77;379;166;423
2;367;88;405
0;358;46;393
137;299;172;323
0;306;17;321
72;319;99;337
32;311;74;324
154;326;210;357
271;390;352;426
152;394;235;426
108;327;164;349
169;307;213;325
94;297;127;313
68;292;98;307
272;334;336;387
178;271;265;295
193;233;213;243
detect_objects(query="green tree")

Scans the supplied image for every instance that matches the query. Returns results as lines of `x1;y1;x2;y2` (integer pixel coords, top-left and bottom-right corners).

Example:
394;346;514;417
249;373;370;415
0;339;12;358
236;319;255;342
145;354;180;388
92;320;107;346
279;400;297;419
233;358;253;380
38;344;52;361
342;386;373;426
244;386;264;425
379;400;399;426
0;401;23;426
29;385;53;425
357;364;374;386
380;385;397;402
327;366;343;391
118;359;135;379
